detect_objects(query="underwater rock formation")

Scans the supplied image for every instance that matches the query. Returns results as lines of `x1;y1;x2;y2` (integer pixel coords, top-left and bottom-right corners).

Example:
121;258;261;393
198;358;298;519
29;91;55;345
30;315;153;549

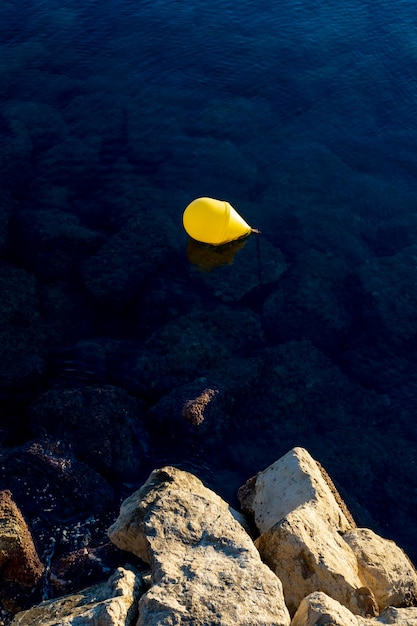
29;385;149;482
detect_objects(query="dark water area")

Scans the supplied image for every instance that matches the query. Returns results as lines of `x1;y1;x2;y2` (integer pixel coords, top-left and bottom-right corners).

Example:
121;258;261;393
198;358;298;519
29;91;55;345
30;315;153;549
2;0;417;601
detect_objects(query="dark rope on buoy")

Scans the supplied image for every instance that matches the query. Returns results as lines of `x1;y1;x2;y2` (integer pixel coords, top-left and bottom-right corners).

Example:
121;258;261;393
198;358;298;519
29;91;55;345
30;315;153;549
253;229;263;287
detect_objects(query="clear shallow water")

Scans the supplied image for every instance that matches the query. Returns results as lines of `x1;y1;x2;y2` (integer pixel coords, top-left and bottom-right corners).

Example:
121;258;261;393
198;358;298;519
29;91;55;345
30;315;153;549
2;0;417;569
5;0;417;210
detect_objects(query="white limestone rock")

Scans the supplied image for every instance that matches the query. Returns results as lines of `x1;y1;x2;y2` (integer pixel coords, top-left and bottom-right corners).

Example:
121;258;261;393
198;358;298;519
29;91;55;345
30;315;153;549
255;505;377;617
361;606;417;625
10;566;143;626
238;446;354;535
290;592;417;626
291;591;360;626
343;528;417;612
108;466;291;626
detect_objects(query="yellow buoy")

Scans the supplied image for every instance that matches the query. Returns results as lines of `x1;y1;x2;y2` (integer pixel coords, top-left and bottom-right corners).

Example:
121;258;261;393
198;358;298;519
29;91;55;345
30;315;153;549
183;197;257;246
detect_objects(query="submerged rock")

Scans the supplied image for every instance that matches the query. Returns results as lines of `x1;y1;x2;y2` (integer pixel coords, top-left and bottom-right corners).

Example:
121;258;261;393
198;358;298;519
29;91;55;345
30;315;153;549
2;100;68;153
29;385;148;482
81;212;180;308
48;541;133;598
1;438;115;523
190;235;286;302
0;188;11;254
356;245;417;350
262;248;350;353
0;265;45;392
12;208;103;280
147;378;227;458
128;306;265;397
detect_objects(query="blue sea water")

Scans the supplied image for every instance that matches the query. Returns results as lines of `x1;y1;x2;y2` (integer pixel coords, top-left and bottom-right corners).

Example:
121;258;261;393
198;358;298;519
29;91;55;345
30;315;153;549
2;0;417;573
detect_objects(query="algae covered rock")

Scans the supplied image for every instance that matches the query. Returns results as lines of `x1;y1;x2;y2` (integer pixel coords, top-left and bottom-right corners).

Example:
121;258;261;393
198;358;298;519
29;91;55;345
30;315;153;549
2;100;68;153
263;248;351;352
82;212;180;307
355;245;417;349
0;188;12;253
29;385;148;481
189;234;286;302
1;438;115;522
0;265;45;392
12;208;104;280
128;307;264;396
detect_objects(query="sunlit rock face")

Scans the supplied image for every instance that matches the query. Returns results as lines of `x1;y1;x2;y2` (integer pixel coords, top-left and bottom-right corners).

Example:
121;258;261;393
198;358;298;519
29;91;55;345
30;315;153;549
0;489;44;611
5;447;417;625
9;566;143;626
343;528;417;612
239;448;417;619
108;465;291;626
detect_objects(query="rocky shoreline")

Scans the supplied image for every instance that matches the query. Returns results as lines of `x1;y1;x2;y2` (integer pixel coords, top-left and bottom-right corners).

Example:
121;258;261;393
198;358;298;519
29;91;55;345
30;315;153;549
3;447;417;625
